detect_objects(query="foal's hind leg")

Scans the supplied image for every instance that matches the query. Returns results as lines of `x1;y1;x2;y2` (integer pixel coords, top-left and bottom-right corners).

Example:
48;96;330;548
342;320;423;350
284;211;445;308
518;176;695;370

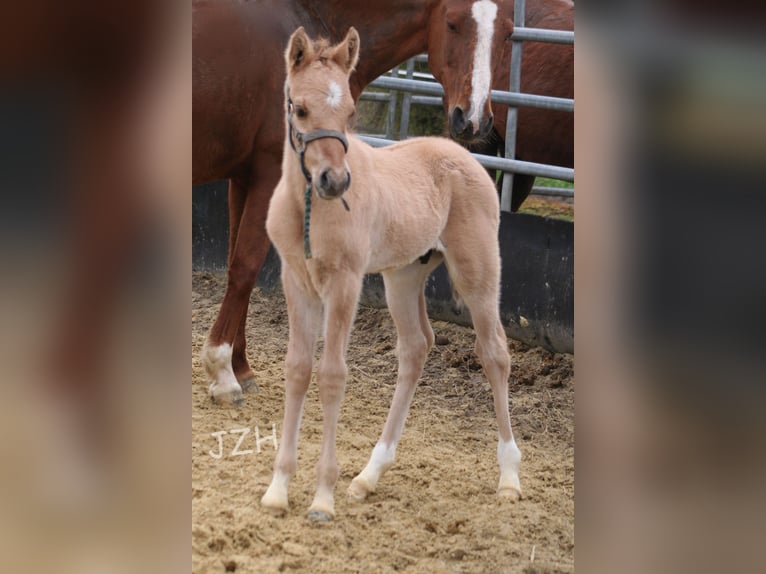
349;260;439;501
261;268;321;514
465;293;522;499
442;239;522;500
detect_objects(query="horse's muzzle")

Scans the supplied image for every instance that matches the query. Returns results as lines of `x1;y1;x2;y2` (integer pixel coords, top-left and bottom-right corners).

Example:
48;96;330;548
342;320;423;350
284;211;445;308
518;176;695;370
316;167;351;199
449;106;494;142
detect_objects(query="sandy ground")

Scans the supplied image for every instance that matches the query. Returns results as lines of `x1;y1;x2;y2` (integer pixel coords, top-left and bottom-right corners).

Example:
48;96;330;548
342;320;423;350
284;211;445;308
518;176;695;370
192;271;574;573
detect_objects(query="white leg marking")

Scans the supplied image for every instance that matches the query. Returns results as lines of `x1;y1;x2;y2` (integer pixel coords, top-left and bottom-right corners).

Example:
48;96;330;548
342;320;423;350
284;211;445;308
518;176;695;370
326;80;343;108
261;470;291;513
469;0;498;130
348;442;397;501
202;343;243;403
497;437;522;498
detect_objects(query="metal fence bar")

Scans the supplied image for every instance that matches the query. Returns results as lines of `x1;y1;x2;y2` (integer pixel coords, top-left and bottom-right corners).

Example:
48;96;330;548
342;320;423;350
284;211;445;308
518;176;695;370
411;95;443;106
500;0;526;212
369;75;573;112
531;186;575;198
360;91;442;107
512;27;574;44
359;91;391;102
357;135;574;181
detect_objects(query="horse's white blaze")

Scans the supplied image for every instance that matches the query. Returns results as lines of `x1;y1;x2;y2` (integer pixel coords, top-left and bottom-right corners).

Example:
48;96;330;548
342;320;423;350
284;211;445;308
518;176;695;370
326;80;343;108
469;0;498;130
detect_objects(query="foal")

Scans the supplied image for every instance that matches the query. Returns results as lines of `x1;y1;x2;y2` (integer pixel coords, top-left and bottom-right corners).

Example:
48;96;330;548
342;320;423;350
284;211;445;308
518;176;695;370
262;27;522;522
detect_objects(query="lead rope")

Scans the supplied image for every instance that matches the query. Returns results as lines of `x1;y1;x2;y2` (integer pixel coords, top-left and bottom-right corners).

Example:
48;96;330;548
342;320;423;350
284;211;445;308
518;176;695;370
303;182;313;259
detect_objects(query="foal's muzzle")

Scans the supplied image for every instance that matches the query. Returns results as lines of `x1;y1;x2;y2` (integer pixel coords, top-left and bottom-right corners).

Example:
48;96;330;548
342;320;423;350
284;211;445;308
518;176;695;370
316;167;351;199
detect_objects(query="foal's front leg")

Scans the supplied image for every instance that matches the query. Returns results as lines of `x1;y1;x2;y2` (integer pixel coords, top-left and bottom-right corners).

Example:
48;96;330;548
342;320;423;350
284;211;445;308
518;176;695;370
261;269;321;514
307;271;363;522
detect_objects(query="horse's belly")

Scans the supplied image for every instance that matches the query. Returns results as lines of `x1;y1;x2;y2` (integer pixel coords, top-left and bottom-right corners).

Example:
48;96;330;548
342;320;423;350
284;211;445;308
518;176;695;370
366;222;442;274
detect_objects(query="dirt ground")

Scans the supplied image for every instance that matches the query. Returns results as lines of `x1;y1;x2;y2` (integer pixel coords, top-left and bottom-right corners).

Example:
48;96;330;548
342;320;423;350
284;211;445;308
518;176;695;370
192;271;574;573
517;197;574;221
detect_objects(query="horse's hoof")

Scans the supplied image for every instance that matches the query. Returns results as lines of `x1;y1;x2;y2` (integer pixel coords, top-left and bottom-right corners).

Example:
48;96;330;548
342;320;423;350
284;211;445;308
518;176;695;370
498;486;522;501
210;387;244;407
306;509;334;523
238;376;258;394
347;478;372;502
261;495;288;516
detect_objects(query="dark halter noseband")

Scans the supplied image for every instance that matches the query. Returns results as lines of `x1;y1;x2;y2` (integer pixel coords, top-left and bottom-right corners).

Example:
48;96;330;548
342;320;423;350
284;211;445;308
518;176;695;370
287;88;350;259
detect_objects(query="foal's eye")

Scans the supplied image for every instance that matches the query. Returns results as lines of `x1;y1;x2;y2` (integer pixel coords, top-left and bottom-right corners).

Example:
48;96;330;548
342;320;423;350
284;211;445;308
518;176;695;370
296;106;308;118
447;22;458;33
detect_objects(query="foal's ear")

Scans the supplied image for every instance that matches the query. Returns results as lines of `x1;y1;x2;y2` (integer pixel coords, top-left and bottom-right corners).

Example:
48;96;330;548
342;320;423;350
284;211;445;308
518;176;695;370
286;27;314;72
333;27;360;74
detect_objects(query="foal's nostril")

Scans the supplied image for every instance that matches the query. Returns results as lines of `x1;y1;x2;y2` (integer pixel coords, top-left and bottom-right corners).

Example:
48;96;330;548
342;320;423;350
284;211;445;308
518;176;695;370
319;169;330;190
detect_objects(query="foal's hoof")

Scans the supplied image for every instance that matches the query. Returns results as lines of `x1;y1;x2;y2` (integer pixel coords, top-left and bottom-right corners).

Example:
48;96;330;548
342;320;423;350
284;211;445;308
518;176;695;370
306;509;334;523
498;486;522;502
347;478;373;502
260;493;288;516
238;376;258;394
210;387;244;407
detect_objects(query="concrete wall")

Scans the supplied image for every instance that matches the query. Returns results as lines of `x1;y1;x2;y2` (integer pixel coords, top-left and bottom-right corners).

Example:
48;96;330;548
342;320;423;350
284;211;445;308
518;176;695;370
193;182;573;353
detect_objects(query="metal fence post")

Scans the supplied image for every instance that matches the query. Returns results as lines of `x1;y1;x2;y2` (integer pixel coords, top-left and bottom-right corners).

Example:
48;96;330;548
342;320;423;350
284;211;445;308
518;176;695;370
385;65;400;140
399;58;416;139
501;0;526;213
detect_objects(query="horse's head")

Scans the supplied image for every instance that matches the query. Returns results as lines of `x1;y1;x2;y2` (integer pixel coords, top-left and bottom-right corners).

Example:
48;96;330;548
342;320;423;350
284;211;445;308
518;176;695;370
428;0;513;143
284;26;360;200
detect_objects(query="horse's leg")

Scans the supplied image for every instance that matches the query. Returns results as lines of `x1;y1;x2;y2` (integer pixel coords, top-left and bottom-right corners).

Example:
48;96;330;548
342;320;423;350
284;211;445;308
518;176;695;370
261;268;321;514
510;173;536;212
348;260;440;501
475;130;535;212
225;177;257;392
307;271;363;522
203;164;278;405
441;229;522;500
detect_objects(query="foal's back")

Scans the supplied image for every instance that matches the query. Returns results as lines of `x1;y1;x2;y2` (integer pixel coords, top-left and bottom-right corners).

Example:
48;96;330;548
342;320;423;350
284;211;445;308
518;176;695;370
347;135;501;268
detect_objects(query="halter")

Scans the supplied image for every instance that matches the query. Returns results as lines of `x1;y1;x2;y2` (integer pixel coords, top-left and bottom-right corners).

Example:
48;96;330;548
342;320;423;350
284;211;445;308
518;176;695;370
287;89;351;259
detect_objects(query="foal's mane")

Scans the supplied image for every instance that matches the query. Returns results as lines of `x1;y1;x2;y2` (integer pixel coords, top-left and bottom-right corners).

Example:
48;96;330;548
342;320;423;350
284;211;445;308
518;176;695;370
312;38;338;67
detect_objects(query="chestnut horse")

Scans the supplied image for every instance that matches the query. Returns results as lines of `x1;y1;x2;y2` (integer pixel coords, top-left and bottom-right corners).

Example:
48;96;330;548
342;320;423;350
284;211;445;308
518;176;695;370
429;0;574;211
261;28;521;521
194;0;514;405
195;0;568;404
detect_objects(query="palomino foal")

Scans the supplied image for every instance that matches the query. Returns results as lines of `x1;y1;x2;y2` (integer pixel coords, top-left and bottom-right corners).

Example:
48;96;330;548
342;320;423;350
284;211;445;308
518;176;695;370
262;27;522;522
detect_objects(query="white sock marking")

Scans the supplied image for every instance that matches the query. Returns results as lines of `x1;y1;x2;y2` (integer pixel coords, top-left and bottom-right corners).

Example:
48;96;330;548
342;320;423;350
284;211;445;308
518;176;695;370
368;442;396;472
497;437;522;492
327;80;342;108
469;0;498;130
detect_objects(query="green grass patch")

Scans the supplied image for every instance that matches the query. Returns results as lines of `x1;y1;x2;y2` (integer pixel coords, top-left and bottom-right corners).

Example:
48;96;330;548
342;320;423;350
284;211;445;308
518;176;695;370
534;177;574;189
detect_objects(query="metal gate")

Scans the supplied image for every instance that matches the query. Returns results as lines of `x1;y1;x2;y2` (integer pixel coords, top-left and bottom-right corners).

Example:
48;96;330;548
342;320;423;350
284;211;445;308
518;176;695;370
358;0;574;212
